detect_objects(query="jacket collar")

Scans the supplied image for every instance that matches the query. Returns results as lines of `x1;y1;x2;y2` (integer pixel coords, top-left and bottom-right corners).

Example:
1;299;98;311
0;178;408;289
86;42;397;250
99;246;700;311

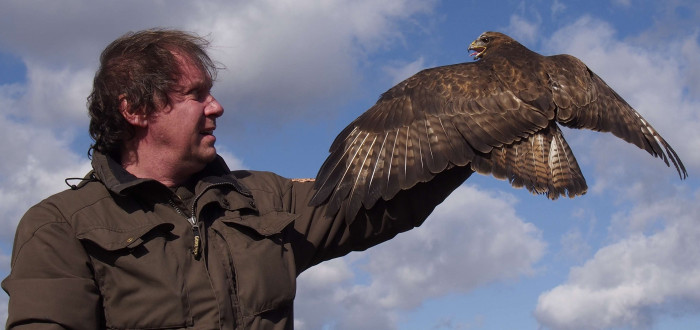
90;151;251;198
91;151;153;195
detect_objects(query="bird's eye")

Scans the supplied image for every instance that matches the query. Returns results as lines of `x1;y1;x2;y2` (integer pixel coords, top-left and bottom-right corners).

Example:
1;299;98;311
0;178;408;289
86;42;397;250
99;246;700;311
480;37;490;43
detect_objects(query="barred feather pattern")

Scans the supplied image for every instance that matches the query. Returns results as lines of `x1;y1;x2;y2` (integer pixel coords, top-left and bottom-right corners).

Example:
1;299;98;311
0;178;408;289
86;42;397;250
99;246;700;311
471;124;586;199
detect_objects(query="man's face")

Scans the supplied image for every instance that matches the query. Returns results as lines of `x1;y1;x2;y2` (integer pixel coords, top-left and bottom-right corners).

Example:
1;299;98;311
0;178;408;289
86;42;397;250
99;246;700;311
146;53;224;174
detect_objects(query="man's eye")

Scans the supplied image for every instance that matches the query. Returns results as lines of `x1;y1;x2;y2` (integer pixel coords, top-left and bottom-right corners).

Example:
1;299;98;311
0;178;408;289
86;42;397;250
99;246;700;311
198;91;211;102
189;90;207;101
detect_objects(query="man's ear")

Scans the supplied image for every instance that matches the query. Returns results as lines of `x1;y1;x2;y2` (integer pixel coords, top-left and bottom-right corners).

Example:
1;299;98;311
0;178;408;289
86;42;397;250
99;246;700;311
119;95;148;128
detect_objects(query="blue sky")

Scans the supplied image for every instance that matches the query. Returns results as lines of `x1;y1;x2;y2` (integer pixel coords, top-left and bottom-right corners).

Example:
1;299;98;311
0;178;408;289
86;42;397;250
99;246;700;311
1;1;699;329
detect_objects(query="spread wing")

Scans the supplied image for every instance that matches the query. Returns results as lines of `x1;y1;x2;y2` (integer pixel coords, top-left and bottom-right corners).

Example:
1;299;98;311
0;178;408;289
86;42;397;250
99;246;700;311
309;59;582;219
310;54;687;220
545;54;687;178
309;33;687;221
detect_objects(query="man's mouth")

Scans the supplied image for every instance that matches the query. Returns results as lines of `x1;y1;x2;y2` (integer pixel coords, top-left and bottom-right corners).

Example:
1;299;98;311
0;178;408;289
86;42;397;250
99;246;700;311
200;127;216;136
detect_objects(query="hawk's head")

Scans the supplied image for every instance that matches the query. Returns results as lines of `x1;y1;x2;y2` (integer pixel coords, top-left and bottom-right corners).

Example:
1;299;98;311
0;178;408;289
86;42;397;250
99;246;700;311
468;31;512;60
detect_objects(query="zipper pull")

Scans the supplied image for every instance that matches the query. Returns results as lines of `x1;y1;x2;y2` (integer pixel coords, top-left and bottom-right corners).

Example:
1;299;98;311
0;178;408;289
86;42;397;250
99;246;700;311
191;219;201;259
192;225;201;258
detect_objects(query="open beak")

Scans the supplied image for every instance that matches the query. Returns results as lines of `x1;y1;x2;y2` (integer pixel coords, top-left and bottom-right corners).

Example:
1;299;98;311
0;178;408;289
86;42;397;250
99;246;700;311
468;41;486;59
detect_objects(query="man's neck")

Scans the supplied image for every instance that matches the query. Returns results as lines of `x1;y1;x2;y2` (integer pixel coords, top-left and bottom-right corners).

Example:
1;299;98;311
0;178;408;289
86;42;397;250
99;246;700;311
120;147;198;188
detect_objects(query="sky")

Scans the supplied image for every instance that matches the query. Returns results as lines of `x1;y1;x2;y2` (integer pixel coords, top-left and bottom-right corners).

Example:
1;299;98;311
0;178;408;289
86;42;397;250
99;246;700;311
0;0;699;329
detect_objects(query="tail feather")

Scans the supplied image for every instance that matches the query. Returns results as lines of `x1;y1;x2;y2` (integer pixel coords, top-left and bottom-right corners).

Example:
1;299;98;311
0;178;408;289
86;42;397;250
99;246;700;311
472;123;587;199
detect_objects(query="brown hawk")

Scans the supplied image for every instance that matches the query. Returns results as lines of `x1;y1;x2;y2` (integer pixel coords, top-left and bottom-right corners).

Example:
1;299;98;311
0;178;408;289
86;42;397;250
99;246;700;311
310;31;687;219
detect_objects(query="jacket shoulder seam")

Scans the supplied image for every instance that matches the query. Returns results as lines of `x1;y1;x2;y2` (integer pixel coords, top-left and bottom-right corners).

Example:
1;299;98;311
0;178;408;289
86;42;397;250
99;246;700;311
11;219;74;268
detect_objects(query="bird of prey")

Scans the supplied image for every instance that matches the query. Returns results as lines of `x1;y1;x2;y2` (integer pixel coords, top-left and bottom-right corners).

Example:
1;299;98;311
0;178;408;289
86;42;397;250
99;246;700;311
309;31;687;219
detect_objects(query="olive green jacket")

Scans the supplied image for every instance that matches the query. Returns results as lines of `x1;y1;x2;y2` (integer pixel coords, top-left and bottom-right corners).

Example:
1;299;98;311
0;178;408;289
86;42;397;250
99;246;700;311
3;152;470;329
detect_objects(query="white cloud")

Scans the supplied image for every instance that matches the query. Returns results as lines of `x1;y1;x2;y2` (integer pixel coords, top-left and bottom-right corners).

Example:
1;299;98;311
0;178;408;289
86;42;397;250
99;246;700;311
0;113;92;239
535;190;700;330
505;15;539;45
5;62;94;127
294;258;356;330
0;60;94;224
0;0;436;128
188;0;436;124
295;185;546;329
551;0;566;16
216;145;247;171
383;57;427;85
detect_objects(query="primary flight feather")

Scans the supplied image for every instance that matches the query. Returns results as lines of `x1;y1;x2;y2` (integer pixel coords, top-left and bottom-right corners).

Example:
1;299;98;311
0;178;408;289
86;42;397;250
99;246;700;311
310;31;687;219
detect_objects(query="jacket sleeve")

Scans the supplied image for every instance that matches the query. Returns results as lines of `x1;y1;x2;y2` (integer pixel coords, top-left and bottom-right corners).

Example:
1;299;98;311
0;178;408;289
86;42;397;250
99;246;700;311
2;204;102;329
286;165;473;273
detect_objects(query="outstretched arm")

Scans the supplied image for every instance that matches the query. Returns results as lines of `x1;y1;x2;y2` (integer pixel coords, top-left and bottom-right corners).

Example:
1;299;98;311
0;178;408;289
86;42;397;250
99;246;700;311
288;164;473;273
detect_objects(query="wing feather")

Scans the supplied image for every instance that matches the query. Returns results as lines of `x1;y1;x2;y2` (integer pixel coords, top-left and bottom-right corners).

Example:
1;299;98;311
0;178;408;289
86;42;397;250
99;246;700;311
380;128;398;199
344;134;377;220
547;54;687;179
424;116;450;172
364;131;390;207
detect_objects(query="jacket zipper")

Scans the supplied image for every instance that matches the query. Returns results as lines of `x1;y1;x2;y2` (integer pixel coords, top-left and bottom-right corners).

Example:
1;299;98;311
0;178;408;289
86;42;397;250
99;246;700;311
169;182;240;258
169;199;202;258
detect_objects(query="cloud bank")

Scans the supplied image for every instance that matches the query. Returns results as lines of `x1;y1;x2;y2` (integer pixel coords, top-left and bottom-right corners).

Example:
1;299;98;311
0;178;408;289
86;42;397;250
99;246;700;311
295;186;545;329
535;191;700;329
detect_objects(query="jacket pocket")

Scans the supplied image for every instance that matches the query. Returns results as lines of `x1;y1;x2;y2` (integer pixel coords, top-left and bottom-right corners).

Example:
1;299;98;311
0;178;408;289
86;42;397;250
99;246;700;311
79;223;192;329
218;211;298;318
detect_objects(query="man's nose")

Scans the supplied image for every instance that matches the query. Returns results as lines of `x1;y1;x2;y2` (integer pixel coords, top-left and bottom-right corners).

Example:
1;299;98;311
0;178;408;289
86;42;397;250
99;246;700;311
206;95;224;118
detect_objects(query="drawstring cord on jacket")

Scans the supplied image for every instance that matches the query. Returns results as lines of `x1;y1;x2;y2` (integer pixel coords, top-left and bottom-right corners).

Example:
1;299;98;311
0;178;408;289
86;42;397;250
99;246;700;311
64;172;99;190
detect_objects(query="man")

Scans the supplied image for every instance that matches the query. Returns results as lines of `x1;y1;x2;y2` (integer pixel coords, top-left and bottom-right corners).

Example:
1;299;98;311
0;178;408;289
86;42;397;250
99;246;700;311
3;29;470;329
